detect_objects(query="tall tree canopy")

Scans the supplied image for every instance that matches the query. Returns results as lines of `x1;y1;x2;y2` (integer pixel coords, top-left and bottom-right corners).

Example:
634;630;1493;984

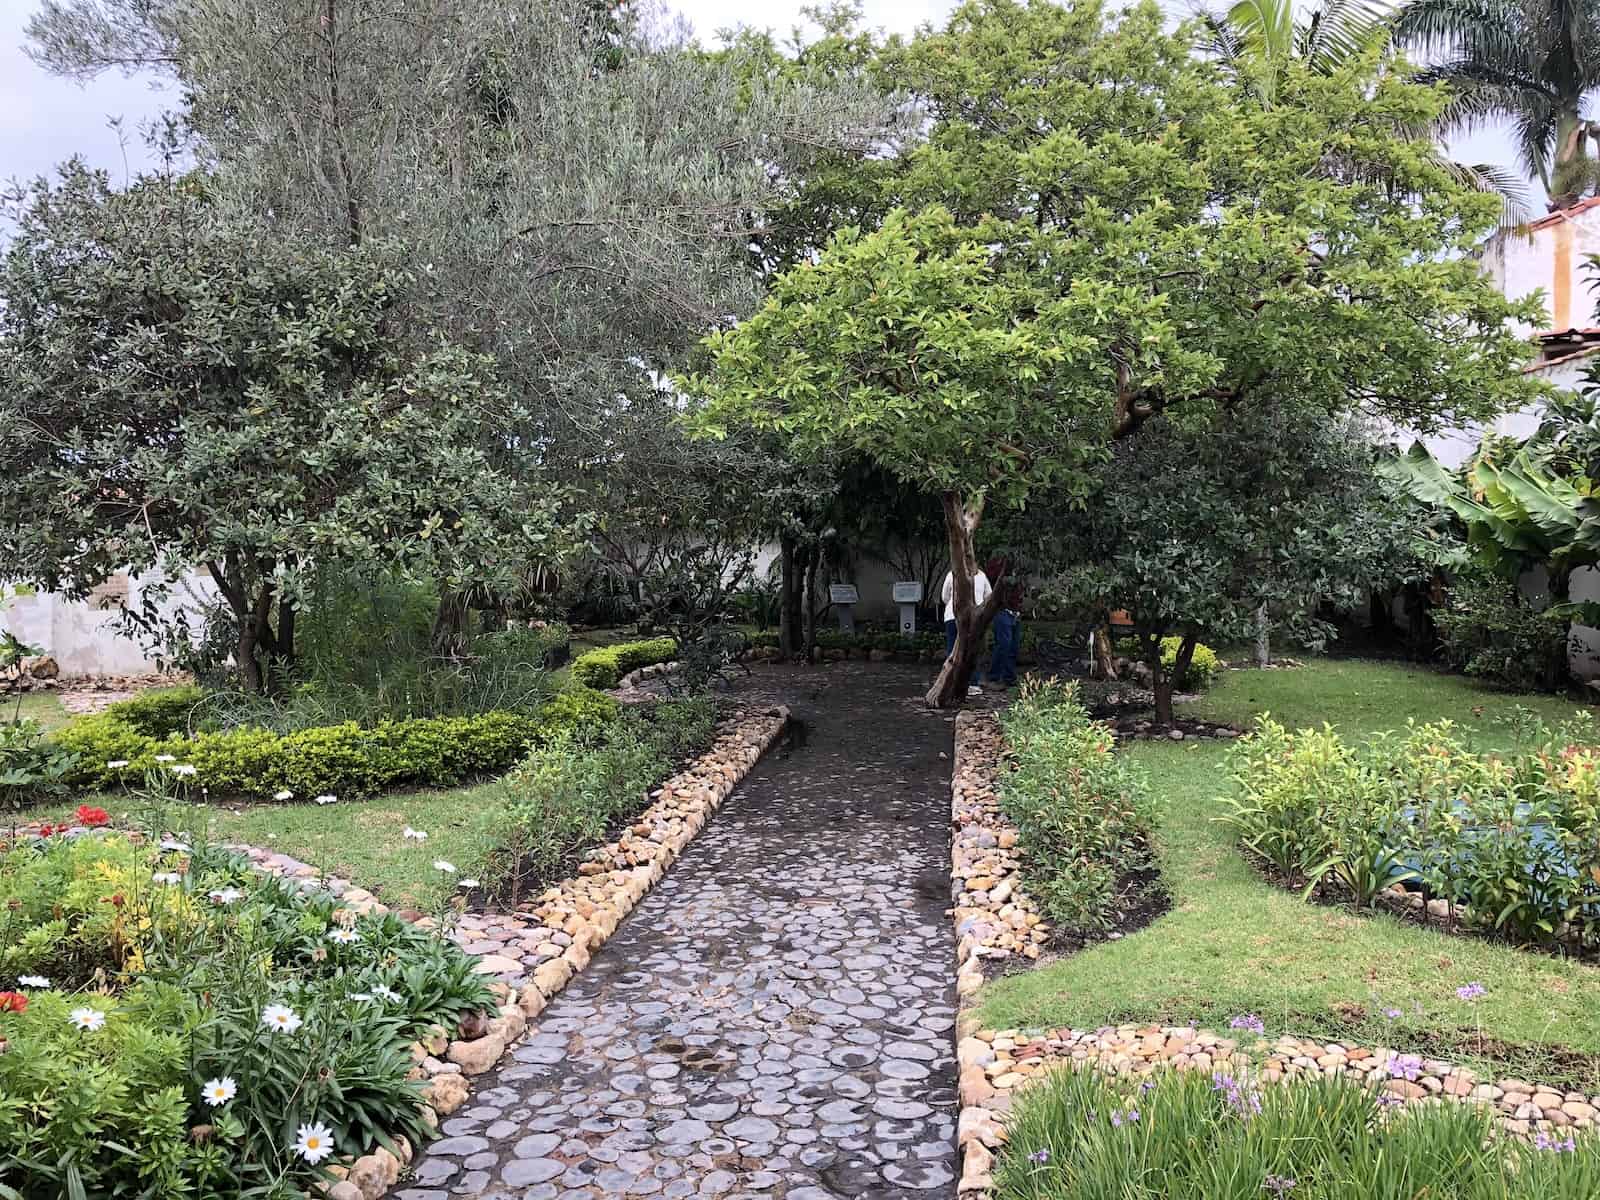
1395;0;1600;209
686;0;1543;707
0;166;561;692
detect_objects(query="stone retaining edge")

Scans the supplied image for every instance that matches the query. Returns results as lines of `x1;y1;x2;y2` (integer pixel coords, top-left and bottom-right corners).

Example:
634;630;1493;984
948;711;1600;1200
229;705;790;1200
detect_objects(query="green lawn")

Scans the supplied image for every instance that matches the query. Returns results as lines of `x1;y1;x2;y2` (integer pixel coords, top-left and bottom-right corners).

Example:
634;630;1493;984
8;692;71;731
17;784;495;910
979;658;1600;1089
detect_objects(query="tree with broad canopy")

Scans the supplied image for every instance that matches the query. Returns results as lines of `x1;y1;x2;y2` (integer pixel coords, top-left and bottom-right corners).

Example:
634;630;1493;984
684;0;1544;707
0;166;565;693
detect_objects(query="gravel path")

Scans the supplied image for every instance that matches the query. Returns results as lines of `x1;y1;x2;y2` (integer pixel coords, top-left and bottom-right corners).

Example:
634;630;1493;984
398;662;960;1200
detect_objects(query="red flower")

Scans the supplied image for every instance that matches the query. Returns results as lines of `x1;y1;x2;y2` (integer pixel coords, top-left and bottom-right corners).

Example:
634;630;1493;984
75;805;109;828
0;992;28;1015
35;824;55;838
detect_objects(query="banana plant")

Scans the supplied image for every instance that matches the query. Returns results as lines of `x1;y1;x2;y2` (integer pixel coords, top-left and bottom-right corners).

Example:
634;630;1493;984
1387;441;1600;622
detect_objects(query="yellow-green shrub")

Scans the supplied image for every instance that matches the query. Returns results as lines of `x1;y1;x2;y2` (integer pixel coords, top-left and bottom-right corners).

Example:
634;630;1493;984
569;638;678;689
50;694;618;801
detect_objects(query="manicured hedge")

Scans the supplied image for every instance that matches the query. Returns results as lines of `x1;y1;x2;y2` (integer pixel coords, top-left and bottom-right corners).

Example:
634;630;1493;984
51;687;619;801
101;685;207;738
569;637;678;689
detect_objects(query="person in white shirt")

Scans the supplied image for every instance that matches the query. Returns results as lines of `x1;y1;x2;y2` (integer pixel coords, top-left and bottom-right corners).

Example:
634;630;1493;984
941;564;991;697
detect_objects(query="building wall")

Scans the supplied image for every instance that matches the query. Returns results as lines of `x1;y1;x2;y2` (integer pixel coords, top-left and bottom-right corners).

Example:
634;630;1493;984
1482;199;1600;335
2;572;215;676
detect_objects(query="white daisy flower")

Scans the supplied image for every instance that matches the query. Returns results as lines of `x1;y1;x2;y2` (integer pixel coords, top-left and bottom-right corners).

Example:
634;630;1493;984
458;878;480;889
402;827;427;841
350;992;375;1003
372;984;402;1003
17;975;49;989
208;887;243;905
69;1007;106;1031
151;871;182;885
106;759;129;769
159;837;192;852
261;1004;302;1034
433;860;456;874
168;764;197;777
273;790;293;801
292;1121;336;1164
153;754;177;764
327;928;360;945
201;1076;237;1106
313;794;337;805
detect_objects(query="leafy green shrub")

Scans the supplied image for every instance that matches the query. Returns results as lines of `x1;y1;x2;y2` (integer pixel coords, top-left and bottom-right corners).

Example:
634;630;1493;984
569;637;678;689
1435;574;1569;692
0;825;496;1196
471;697;718;903
101;685;207;738
996;1065;1600;1199
51;692;619;800
0;720;78;810
1161;637;1221;690
999;679;1161;933
1220;715;1600;945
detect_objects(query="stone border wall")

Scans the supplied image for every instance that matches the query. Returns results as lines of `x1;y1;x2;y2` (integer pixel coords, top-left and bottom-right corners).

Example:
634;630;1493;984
15;705;787;1200
946;710;1600;1200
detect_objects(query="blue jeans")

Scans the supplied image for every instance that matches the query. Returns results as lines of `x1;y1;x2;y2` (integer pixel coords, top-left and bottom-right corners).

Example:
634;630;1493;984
945;619;986;684
990;610;1020;685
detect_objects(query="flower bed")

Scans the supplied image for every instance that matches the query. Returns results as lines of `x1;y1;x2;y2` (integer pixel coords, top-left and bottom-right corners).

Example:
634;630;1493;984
995;1065;1600;1200
0;809;497;1197
947;705;1600;1200
1218;715;1600;951
995;681;1164;938
44;688;619;802
4;703;789;1199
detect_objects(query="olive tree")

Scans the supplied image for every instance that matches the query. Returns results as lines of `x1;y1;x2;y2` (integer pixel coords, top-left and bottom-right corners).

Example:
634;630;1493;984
0;166;562;692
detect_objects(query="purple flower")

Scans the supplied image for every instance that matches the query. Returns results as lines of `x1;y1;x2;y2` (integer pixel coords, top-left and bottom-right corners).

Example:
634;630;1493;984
1386;1053;1422;1082
1382;1007;1403;1020
1127;1108;1140;1123
1110;1112;1122;1128
1140;1080;1156;1094
1535;1133;1577;1153
1028;1148;1051;1165
1230;1013;1266;1035
1456;982;1486;1002
1377;1093;1406;1108
1263;1176;1297;1195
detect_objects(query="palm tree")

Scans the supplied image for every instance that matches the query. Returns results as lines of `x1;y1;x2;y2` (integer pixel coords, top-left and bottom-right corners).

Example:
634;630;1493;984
1394;0;1600;210
1201;0;1532;224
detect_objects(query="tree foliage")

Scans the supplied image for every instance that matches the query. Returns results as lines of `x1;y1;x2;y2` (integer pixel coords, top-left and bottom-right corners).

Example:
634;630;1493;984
687;0;1543;706
1051;406;1404;721
0;166;561;692
1394;0;1600;208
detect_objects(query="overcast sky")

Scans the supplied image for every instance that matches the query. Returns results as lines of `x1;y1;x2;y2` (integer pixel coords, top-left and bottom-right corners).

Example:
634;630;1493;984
0;0;1533;216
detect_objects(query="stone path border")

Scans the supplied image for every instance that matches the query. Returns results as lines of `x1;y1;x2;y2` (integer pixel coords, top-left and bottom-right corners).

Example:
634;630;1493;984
11;705;787;1200
946;710;1600;1200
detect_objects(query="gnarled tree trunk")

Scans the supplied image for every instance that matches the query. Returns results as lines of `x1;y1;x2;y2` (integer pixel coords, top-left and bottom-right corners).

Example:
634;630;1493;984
925;490;1004;708
1148;628;1198;726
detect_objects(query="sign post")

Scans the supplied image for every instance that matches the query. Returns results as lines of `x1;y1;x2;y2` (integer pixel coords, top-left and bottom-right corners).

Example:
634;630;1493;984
829;583;859;633
893;581;924;635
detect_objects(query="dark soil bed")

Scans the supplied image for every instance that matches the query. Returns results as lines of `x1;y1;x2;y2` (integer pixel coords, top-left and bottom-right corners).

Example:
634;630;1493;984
988;865;1172;981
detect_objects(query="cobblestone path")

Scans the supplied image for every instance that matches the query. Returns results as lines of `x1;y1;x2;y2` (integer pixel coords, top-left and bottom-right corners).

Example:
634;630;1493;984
399;663;959;1200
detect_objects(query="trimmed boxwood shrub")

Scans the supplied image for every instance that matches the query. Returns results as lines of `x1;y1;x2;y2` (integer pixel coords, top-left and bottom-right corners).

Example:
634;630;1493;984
569;637;678;689
50;687;620;801
101;685;207;738
1160;637;1221;691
